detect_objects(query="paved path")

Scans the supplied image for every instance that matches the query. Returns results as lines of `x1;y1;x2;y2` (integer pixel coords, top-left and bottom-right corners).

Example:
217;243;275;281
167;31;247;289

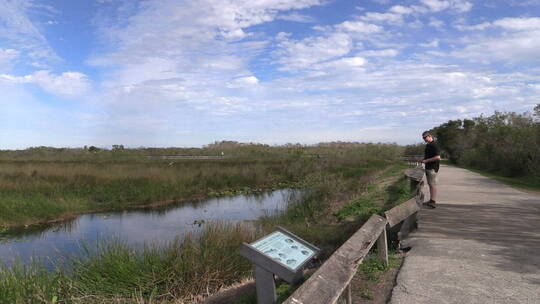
390;165;540;304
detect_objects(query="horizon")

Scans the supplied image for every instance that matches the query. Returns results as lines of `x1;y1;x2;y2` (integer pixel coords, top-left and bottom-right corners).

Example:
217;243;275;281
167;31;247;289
1;0;539;149
0;140;411;151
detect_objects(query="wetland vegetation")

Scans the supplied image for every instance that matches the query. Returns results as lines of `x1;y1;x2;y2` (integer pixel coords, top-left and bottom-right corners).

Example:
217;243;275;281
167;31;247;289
0;142;413;303
429;106;540;191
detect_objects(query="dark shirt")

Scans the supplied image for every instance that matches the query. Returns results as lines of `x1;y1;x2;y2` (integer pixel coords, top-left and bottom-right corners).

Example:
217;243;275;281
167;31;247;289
424;141;440;172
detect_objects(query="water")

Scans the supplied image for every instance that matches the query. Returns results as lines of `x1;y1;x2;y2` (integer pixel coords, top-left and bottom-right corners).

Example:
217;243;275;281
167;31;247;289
0;189;299;266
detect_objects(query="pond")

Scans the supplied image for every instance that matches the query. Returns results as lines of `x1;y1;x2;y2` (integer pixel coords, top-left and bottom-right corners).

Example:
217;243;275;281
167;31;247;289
0;189;300;267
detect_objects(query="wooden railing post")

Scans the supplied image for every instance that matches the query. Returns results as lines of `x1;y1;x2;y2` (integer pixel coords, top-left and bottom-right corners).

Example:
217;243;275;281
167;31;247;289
283;176;425;304
346;283;352;304
377;227;388;267
254;265;277;304
283;215;387;304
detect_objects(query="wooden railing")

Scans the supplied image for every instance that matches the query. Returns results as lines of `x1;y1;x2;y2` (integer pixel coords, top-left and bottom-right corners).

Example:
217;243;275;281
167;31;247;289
283;169;424;304
400;155;423;166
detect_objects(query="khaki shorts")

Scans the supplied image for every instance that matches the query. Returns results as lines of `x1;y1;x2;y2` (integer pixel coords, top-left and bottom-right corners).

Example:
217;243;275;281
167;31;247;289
426;169;438;186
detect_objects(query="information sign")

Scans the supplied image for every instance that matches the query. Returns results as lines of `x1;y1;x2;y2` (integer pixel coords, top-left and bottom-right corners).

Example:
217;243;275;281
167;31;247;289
251;231;315;271
240;227;319;304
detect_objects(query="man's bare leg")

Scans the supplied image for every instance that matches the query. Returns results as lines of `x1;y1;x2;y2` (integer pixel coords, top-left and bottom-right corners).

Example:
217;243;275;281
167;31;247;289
430;185;437;202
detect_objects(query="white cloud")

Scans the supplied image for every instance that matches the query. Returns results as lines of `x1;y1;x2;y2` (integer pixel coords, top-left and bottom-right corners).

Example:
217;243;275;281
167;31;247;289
359;49;399;57
0;0;59;66
389;5;414;15
323;56;367;68
275;32;353;70
493;17;540;31
453;17;540;32
429;17;444;28
88;0;327;107
337;20;383;33
227;75;259;88
0;70;90;98
529;83;540;91
454;30;540;64
0;48;19;61
452;0;473;12
420;0;451;12
454;21;491;31
1;0;539;149
93;0;325;57
277;12;315;23
360;12;404;24
472;86;497;98
455;106;466;113
0;48;20;72
357;4;418;25
420;0;472;12
450;18;540;64
419;39;439;47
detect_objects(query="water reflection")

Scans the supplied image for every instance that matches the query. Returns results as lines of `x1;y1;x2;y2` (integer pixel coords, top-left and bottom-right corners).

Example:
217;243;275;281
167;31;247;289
0;189;300;267
0;219;78;243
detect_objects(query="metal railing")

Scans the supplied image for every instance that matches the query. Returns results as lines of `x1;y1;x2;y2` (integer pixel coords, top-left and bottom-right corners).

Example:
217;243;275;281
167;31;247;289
283;170;424;304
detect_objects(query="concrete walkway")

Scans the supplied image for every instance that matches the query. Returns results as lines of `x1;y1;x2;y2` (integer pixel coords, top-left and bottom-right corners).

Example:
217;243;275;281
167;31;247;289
390;165;540;304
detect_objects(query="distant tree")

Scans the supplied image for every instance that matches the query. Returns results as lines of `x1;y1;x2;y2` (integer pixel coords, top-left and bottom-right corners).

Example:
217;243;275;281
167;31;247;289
112;144;125;151
431;105;539;177
534;104;540;122
205;141;241;149
88;146;99;153
403;143;424;156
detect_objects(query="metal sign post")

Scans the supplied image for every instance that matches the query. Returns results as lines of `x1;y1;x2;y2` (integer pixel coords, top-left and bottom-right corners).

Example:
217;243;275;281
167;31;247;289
240;227;320;304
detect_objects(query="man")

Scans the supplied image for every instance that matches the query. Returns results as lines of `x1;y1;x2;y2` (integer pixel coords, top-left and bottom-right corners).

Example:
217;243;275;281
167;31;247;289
421;131;441;209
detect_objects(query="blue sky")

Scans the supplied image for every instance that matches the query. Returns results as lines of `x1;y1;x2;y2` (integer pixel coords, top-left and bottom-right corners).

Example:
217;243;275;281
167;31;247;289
1;0;539;149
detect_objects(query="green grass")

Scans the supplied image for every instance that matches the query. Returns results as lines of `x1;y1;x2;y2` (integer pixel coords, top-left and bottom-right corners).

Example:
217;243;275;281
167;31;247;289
334;164;413;221
0;160;305;228
0;144;404;228
376;162;410;180
0;144;409;303
360;289;374;300
0;261;67;304
0;222;258;304
334;190;383;222
231;282;294;304
358;252;401;282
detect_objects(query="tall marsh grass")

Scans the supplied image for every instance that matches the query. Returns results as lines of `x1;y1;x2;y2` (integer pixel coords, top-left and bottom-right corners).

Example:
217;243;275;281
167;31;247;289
0;222;258;304
0;143;403;227
0;142;406;303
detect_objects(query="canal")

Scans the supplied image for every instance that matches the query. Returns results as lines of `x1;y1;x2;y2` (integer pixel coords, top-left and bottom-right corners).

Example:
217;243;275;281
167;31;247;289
0;189;300;267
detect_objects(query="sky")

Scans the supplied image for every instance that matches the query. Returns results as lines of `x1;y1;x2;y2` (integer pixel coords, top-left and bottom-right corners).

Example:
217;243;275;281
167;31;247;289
1;0;539;149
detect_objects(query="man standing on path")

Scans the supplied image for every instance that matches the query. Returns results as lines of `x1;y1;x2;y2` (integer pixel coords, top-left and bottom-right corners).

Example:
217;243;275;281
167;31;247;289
421;131;441;208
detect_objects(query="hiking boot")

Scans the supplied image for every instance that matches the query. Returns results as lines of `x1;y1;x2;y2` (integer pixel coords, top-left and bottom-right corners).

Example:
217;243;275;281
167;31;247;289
423;200;436;209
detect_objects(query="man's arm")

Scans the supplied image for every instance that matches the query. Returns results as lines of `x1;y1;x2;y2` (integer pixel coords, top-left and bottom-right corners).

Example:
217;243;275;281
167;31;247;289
421;155;441;163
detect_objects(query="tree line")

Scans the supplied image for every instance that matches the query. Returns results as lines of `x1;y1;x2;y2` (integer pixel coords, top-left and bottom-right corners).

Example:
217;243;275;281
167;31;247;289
430;105;539;179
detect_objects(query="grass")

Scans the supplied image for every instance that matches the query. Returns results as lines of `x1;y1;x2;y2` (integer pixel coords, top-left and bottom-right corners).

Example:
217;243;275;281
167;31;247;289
231;282;293;304
0;144;409;303
334;163;413;221
360;289;374;300
441;160;540;193
358;252;401;282
0;160;304;227
0;144;404;228
1;222;258;304
354;251;402;302
230;164;413;304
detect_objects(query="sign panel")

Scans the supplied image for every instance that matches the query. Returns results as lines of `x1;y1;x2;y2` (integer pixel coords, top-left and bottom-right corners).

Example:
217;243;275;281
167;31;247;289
251;231;315;271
